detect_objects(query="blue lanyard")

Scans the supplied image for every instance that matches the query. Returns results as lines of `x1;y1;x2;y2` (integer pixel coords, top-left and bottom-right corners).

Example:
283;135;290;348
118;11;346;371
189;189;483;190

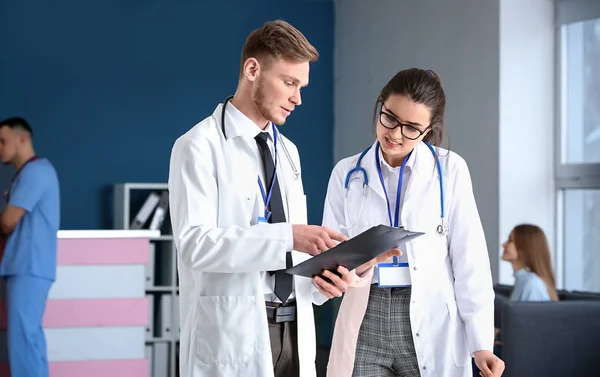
257;125;278;221
375;142;412;228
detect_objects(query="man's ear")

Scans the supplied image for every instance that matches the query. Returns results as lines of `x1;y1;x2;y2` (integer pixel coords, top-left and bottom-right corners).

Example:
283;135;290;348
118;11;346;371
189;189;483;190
242;58;261;82
16;130;30;144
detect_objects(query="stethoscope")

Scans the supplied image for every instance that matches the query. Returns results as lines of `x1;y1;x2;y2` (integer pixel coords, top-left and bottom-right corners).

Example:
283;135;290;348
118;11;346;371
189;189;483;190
343;140;449;236
220;96;299;180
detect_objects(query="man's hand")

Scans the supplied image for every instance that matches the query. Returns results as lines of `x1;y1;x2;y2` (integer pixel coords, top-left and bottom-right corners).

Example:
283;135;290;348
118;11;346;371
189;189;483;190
355;248;403;276
0;205;25;234
292;225;348;256
474;350;504;377
312;266;353;299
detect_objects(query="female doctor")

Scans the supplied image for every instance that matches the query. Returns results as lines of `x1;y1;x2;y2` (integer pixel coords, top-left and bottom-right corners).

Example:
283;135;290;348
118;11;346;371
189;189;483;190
319;68;504;377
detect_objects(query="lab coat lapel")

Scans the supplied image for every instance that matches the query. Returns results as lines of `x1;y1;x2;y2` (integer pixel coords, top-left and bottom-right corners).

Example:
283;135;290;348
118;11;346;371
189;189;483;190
215;102;266;201
216;102;250;141
275;131;299;223
216;101;262;153
401;142;439;229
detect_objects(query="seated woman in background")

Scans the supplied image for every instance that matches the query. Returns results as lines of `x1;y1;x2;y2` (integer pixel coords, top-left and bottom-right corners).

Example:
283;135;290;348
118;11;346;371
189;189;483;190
501;224;558;301
490;223;559;362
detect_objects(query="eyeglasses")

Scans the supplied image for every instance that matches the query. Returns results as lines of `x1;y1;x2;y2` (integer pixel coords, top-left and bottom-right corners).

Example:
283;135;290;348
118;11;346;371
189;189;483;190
378;107;429;140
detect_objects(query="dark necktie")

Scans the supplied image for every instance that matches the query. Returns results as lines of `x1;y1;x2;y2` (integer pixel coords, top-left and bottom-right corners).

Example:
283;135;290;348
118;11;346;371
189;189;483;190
255;132;293;303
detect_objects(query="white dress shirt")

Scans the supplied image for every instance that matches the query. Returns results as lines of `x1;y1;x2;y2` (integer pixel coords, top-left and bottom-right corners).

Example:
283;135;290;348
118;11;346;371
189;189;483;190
371;146;413;284
226;102;296;302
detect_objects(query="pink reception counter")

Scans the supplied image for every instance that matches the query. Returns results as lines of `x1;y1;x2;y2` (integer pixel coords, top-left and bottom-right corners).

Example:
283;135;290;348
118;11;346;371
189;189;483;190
0;229;159;377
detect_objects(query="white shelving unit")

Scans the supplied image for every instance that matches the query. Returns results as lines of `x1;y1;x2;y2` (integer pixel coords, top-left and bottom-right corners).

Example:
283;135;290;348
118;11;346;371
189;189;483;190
113;183;179;377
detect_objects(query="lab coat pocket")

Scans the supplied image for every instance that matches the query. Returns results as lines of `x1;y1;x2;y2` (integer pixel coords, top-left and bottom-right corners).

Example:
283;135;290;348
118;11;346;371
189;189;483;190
446;300;470;368
195;296;257;364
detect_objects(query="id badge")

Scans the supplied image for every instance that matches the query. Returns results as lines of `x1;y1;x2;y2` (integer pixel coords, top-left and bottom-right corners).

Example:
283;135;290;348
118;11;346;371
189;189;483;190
377;261;412;288
257;210;271;224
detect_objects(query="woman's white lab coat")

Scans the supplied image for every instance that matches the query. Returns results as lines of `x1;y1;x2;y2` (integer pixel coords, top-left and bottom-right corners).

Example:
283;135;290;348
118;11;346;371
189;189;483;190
323;141;495;377
168;103;327;377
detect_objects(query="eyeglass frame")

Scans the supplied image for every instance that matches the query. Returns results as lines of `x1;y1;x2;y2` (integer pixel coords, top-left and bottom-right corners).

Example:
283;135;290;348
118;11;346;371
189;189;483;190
376;101;431;140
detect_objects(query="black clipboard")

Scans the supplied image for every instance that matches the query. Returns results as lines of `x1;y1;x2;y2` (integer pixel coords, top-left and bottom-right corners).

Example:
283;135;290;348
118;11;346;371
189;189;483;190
285;224;424;278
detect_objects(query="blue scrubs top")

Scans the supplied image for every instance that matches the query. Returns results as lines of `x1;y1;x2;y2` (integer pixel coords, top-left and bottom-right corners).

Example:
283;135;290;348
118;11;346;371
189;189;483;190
0;158;60;281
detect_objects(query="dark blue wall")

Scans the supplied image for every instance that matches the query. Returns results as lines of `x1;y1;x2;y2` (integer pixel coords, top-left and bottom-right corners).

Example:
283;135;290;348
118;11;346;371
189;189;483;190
0;0;334;230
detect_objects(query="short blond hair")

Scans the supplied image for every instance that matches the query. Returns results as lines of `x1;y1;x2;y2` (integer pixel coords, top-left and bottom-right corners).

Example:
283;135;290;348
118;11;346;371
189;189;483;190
240;20;319;74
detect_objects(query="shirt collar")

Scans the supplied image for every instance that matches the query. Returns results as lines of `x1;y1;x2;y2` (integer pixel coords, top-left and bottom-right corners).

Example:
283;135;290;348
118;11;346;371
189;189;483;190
377;144;415;173
225;101;273;141
514;268;531;279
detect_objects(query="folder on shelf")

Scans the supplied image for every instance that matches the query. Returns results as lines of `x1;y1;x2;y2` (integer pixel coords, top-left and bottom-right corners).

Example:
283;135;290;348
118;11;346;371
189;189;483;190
174;294;180;335
285;225;425;278
146;243;155;288
130;192;160;229
160;294;172;338
146;294;154;340
152;343;169;377
149;190;169;231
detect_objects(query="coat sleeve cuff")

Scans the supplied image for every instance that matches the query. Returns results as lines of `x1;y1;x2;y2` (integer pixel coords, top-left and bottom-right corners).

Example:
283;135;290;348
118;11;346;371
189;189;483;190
311;285;329;306
349;266;374;288
465;316;495;355
286;223;294;251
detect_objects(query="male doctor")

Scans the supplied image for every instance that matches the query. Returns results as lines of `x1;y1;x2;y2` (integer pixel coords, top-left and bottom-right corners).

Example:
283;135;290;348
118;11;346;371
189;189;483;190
168;20;352;377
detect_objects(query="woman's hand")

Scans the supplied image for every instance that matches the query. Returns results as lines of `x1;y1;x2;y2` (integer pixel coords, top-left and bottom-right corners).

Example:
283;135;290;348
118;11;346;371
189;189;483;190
355;248;403;276
312;266;353;298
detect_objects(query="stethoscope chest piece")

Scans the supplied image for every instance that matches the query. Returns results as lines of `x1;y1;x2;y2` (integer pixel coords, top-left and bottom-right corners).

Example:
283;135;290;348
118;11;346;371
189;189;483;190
437;219;449;235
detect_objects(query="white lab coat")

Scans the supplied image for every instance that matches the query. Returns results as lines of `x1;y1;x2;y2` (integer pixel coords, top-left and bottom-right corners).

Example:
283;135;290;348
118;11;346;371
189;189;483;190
168;103;328;377
324;141;495;377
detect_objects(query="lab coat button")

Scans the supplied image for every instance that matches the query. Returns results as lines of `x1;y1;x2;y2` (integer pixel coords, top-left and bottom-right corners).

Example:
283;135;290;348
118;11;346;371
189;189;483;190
416;332;420;337
413;266;417;271
422;366;427;371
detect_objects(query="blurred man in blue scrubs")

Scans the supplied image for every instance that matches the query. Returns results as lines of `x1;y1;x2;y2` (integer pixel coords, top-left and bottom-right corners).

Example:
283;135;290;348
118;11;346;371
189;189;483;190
0;117;60;377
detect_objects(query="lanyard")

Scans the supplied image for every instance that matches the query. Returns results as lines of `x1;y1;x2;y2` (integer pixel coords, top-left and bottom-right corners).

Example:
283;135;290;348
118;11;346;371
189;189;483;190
4;156;39;202
257;126;278;221
375;142;411;228
375;143;411;266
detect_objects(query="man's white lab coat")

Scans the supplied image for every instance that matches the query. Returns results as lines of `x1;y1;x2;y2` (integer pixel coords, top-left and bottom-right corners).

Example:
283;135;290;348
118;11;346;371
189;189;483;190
168;103;327;377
